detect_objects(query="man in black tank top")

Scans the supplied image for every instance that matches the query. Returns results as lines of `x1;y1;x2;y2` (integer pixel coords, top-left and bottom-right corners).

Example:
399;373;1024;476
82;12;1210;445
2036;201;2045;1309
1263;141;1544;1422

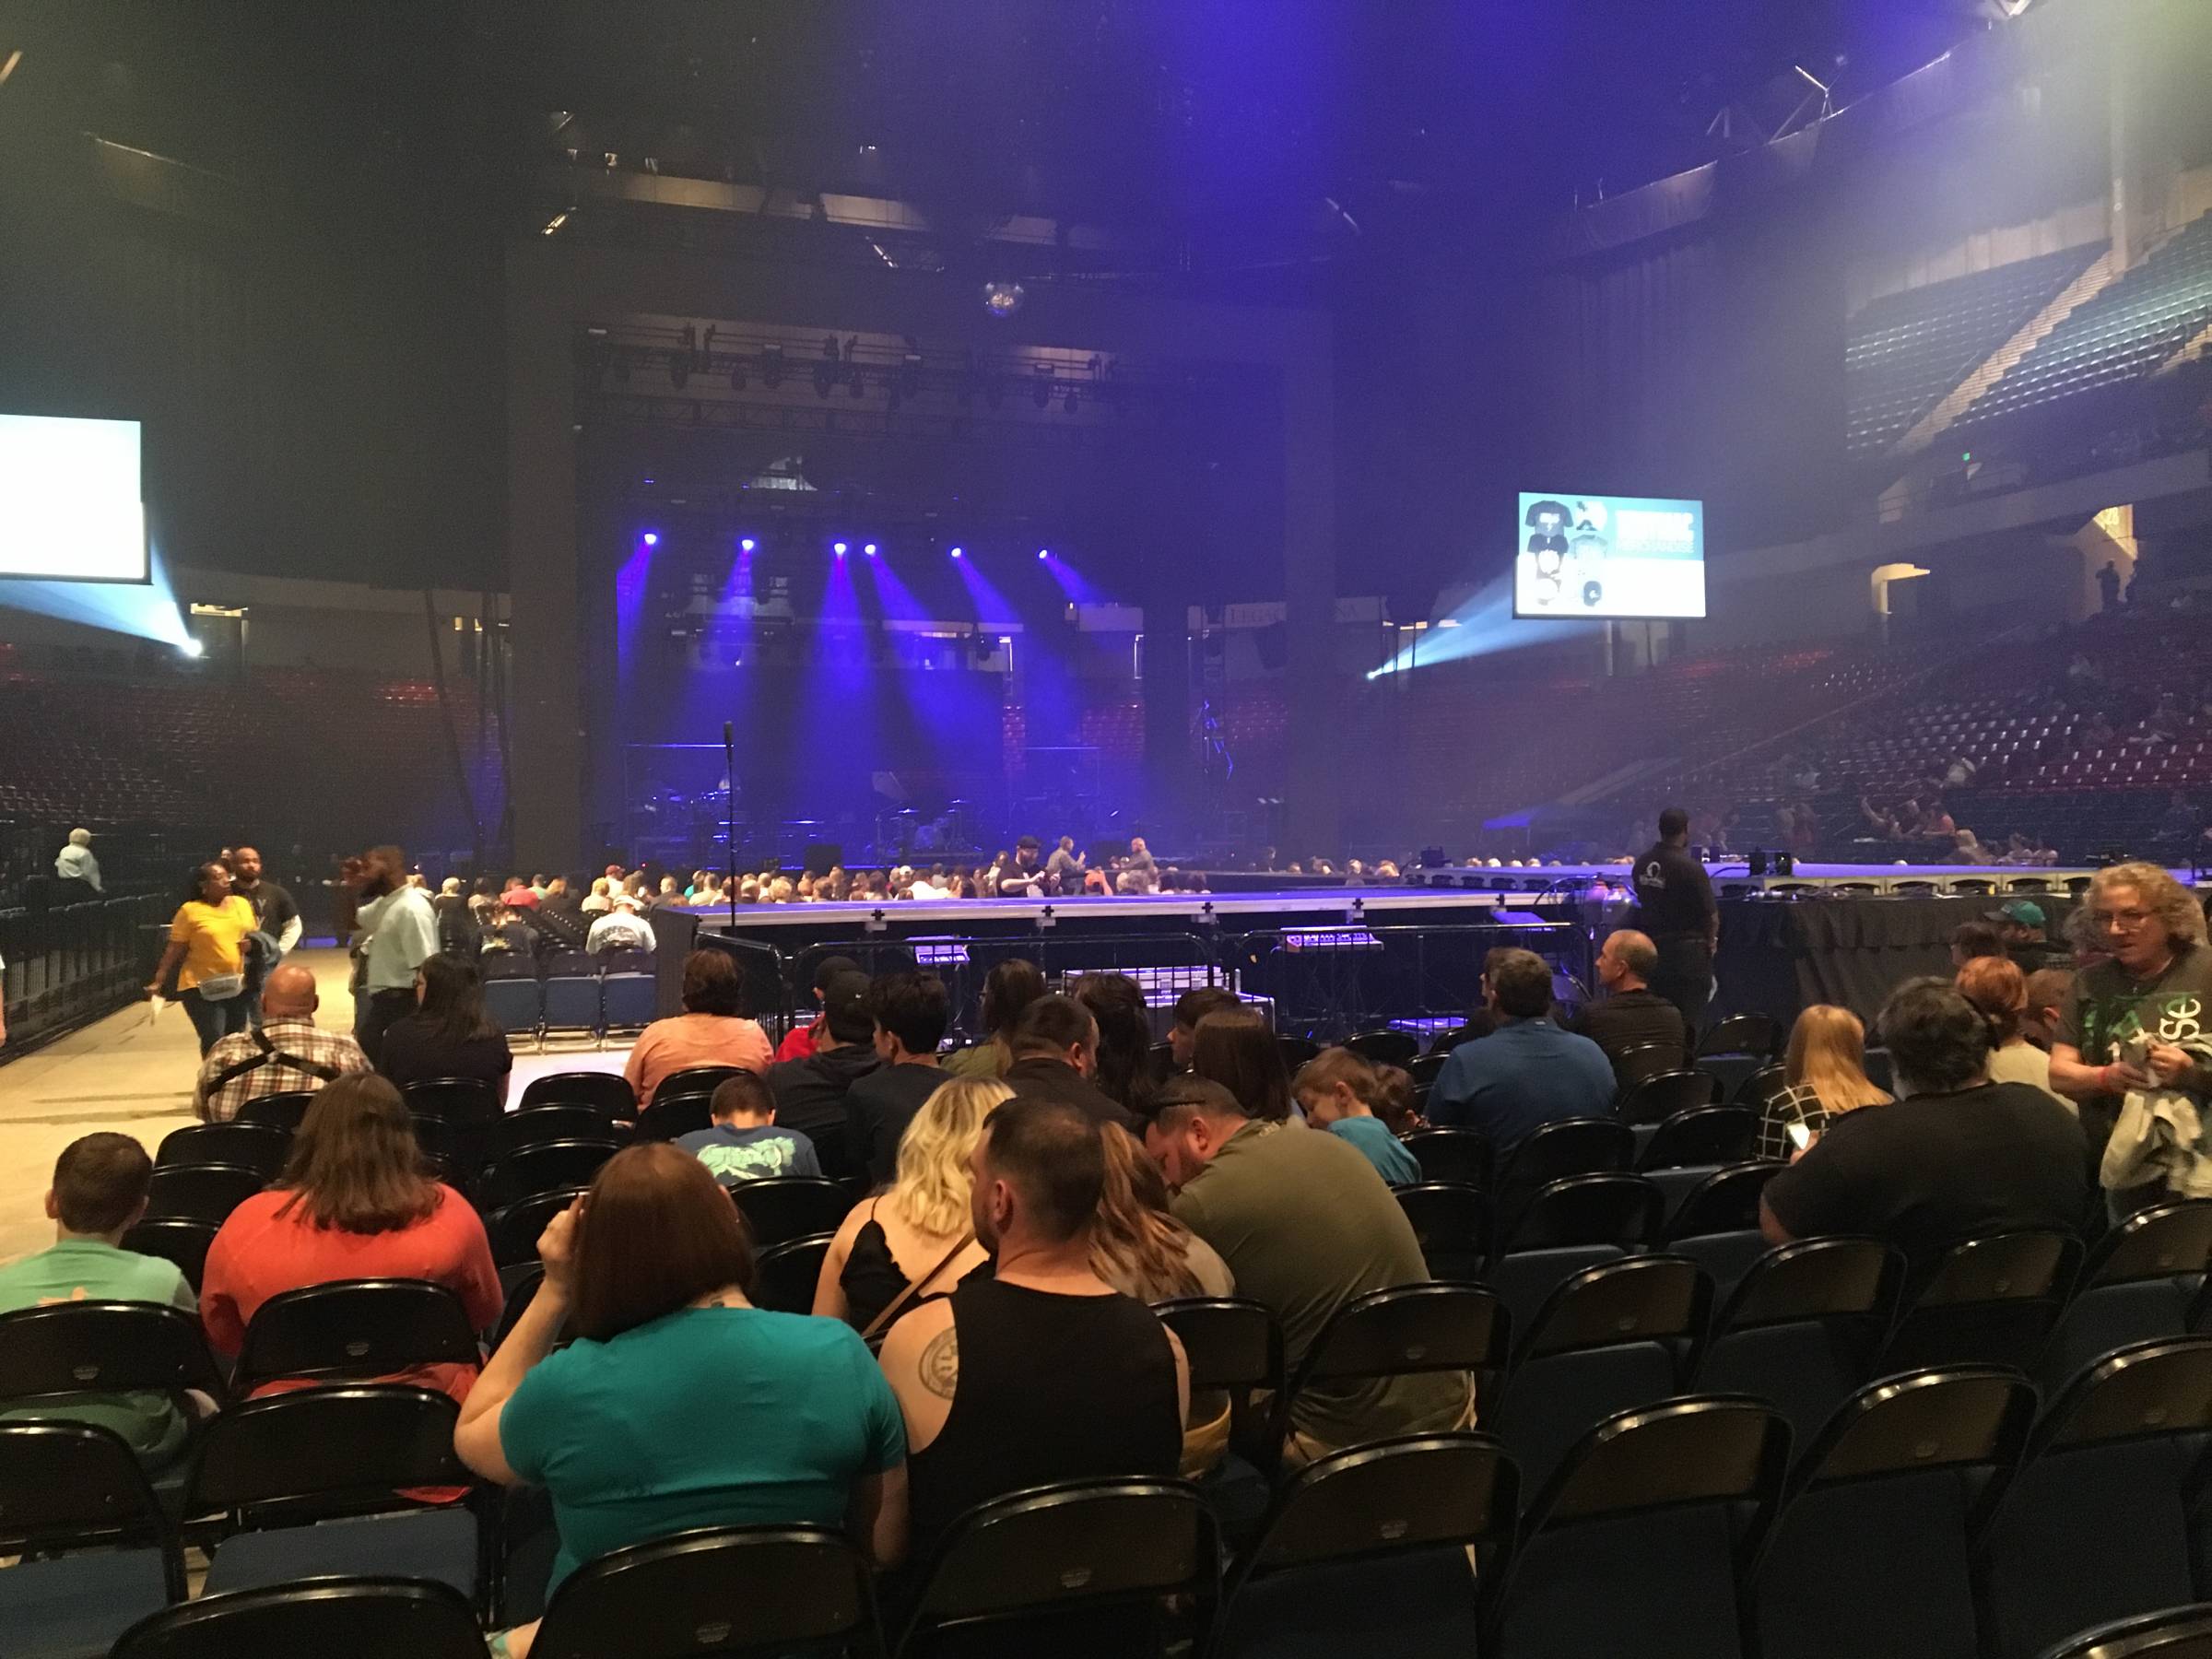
878;1097;1189;1558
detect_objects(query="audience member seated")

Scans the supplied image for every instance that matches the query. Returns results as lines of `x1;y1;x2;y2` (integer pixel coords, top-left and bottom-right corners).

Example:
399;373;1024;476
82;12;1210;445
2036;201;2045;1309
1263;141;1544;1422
454;1146;907;1659
1761;979;2087;1270
2023;966;2076;1053
677;1072;822;1184
1958;955;2070;1110
1428;948;1614;1145
584;890;656;955
1570;928;1688;1084
622;948;774;1108
1189;1006;1296;1124
579;877;612;914
195;961;371;1124
1167;984;1241;1069
1072;971;1158;1116
942;957;1049;1080
776;954;862;1063
1004;994;1140;1133
1370;1062;1423;1134
1291;1049;1422;1186
814;1077;1006;1334
1758;1004;1892;1161
764;971;880;1180
1950;920;2005;971
844;972;951;1183
378;954;515;1105
0;1134;200;1465
1147;1076;1470;1465
878;1098;1187;1558
480;905;537;957
1989;899;2061;973
1088;1122;1235;1300
2051;861;2212;1144
200;1075;502;1398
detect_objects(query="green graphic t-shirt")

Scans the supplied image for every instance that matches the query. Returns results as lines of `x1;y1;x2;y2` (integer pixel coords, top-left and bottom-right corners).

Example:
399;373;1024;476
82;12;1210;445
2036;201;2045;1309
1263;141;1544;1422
0;1239;200;1462
2057;945;2212;1112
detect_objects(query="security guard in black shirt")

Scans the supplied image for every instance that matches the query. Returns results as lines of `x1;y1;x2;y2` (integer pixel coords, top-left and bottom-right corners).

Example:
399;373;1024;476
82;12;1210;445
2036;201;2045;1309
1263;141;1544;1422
1631;806;1719;1033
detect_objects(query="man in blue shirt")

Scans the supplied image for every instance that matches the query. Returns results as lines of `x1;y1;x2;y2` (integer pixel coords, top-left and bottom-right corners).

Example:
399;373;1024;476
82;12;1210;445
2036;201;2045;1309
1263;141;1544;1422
1430;948;1616;1147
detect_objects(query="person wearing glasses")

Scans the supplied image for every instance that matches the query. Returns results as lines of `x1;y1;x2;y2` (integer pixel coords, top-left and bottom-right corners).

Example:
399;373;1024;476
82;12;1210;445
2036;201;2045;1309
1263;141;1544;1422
2049;862;2212;1155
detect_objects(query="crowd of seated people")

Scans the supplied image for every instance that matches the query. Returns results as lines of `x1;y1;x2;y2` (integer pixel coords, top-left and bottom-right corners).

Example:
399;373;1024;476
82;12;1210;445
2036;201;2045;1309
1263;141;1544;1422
13;850;2212;1653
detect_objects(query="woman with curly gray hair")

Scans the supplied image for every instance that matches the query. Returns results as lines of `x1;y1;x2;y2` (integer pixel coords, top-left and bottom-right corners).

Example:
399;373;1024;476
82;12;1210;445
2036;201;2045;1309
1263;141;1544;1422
2050;862;2212;1130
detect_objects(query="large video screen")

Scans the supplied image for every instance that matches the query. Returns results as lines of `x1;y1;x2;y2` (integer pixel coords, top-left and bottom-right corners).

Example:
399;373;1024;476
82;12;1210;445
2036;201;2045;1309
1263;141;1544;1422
0;415;148;583
1514;491;1704;620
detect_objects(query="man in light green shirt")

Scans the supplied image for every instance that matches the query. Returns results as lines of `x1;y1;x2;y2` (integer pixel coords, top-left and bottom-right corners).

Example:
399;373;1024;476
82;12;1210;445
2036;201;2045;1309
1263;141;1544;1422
0;1133;200;1464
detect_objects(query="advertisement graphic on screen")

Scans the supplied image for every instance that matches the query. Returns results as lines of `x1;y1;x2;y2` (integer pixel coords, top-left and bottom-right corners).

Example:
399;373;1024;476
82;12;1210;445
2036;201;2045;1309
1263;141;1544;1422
0;415;148;583
1514;491;1704;620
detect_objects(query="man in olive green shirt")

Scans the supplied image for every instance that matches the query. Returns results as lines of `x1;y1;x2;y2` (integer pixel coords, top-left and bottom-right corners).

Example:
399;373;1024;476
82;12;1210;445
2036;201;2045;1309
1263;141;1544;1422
0;1133;200;1464
1146;1077;1470;1461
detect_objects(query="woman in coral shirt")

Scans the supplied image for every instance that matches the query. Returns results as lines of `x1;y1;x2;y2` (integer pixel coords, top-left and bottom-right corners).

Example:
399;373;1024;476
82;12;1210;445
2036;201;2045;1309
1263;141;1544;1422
623;949;774;1107
201;1073;501;1398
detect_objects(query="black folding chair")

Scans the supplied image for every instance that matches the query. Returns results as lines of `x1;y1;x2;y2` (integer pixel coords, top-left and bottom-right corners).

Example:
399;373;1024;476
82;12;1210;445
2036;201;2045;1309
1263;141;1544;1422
1399;1127;1493;1191
0;1302;225;1426
1217;1434;1515;1658
493;1104;626;1157
2038;1202;2212;1396
157;1122;290;1178
110;1576;488;1659
1276;1035;1322;1072
753;1233;834;1315
144;1162;266;1227
1691;1237;1903;1451
1730;1063;1788;1111
1663;1163;1784;1242
1488;1397;1790;1659
184;1386;483;1603
402;1077;504;1174
1341;1030;1418;1069
0;1420;185;1657
122;1218;220;1292
486;1188;589;1269
530;1524;885;1659
1753;1367;2036;1659
1406;1052;1452;1088
1610;1041;1687;1092
635;1091;716;1143
1495;1119;1634;1235
1426;1026;1480;1057
235;1090;319;1135
654;1065;746;1108
1637;1105;1756;1171
519;1071;637;1116
1981;1336;2212;1659
232;1280;483;1394
1877;1230;2085;1376
475;1138;623;1211
1276;1285;1497;1461
1617;1070;1721;1128
896;1477;1218;1657
731;1176;852;1249
1699;1014;1776;1060
1395;1183;1493;1282
1500;1172;1663;1253
1154;1296;1285;1478
2032;1603;2212;1659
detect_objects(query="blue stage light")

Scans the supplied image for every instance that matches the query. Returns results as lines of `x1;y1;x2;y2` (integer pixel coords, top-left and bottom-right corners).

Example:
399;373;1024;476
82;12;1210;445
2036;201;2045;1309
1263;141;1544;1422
641;532;658;547
739;537;756;552
1037;547;1049;560
833;541;849;557
864;542;877;557
948;546;963;559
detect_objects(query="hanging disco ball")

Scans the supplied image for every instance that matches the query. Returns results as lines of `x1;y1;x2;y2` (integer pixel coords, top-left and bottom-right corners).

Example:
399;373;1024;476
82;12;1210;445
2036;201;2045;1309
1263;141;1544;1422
981;279;1026;319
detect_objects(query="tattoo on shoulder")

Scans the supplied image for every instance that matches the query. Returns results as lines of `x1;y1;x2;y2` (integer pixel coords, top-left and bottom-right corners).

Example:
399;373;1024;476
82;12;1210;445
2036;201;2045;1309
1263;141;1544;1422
919;1325;959;1400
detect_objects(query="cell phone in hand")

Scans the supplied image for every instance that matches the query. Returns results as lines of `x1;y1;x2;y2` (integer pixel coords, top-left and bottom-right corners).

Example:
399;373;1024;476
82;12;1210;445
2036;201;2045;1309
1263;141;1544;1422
1786;1122;1811;1151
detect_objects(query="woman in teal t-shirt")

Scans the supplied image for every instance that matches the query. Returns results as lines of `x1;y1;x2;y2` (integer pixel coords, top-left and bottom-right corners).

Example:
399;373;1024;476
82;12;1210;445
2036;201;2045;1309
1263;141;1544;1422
456;1144;908;1658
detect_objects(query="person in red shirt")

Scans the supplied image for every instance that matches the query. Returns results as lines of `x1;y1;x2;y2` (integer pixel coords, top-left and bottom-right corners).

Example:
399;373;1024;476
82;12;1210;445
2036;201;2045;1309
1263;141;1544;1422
201;1073;501;1400
775;954;861;1063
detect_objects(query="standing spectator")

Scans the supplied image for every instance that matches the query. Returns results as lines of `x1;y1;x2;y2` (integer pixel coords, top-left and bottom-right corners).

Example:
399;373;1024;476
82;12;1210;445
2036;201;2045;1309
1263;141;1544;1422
352;845;441;1067
941;957;1048;1080
227;845;301;957
764;971;880;1181
1072;971;1158;1116
1292;1049;1423;1186
1045;834;1086;894
776;955;862;1063
676;1072;822;1184
814;1077;1005;1332
1957;956;2070;1111
1004;995;1137;1133
1429;949;1615;1147
1166;984;1241;1069
195;962;371;1123
996;835;1047;896
844;972;951;1184
1188;1006;1296;1124
147;860;257;1054
0;1135;200;1464
585;891;656;955
622;949;774;1108
878;1098;1186;1558
53;827;102;893
378;954;515;1105
1147;1076;1469;1464
1758;1005;1892;1161
453;1147;908;1659
1571;928;1690;1086
1631;806;1719;1033
201;1076;502;1398
1760;980;2085;1269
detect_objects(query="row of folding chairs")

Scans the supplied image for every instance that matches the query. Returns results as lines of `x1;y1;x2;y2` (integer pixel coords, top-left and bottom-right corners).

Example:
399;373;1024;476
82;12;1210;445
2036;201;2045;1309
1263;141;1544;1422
477;949;657;1046
18;1348;2212;1659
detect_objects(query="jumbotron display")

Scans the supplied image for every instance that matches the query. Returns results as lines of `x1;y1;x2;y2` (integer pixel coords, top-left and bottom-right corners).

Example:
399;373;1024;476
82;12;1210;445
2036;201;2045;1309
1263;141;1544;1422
1514;491;1704;620
0;414;148;583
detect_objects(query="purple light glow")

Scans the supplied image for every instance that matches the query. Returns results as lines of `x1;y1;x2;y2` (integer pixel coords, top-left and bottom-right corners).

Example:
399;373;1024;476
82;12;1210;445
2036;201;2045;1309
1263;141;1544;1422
641;532;659;547
739;537;756;552
864;542;878;557
1037;547;1049;559
948;546;964;559
832;541;849;557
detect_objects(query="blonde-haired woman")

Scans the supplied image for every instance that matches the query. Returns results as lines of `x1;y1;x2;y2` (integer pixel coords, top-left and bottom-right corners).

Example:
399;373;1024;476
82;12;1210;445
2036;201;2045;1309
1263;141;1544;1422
814;1076;1008;1333
1759;1004;1892;1160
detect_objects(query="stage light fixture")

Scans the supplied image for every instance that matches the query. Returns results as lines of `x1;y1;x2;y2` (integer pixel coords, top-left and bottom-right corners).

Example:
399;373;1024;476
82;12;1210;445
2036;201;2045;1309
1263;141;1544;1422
982;279;1026;318
642;532;659;547
739;537;756;552
949;546;964;559
863;542;877;557
1037;547;1049;560
179;636;205;658
833;541;849;557
759;344;784;389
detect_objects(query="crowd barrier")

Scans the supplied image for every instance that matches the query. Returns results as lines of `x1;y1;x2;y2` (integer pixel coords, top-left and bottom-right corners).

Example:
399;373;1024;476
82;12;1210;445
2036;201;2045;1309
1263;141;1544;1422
0;889;171;1055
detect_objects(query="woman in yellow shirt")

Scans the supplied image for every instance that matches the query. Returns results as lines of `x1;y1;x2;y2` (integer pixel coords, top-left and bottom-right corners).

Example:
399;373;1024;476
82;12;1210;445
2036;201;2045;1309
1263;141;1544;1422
147;860;259;1053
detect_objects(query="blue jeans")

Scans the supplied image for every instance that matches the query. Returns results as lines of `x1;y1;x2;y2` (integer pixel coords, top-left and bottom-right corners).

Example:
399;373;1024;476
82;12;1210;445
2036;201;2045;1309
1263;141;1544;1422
181;985;252;1054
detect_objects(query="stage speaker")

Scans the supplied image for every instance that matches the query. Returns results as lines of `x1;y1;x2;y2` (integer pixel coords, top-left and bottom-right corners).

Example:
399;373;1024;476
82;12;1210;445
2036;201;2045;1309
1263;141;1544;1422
1747;848;1768;876
803;842;844;877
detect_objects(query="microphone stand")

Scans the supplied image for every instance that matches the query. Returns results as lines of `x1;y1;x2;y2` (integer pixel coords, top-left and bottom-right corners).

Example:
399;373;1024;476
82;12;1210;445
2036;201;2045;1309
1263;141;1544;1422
724;719;738;931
